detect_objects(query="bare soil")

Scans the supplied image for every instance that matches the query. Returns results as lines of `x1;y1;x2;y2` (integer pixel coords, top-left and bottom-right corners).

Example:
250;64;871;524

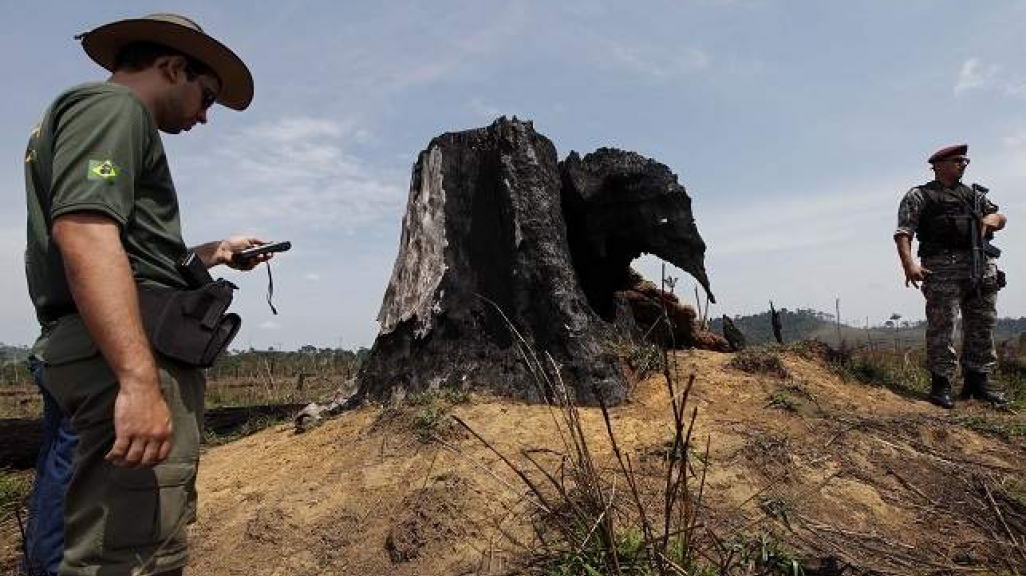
186;349;1025;575
2;349;1023;575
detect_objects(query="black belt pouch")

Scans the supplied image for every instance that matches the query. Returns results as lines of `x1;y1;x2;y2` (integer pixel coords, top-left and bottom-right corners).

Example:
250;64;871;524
137;280;242;368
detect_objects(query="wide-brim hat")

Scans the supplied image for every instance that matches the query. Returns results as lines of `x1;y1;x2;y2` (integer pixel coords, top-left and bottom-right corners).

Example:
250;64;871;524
78;13;253;111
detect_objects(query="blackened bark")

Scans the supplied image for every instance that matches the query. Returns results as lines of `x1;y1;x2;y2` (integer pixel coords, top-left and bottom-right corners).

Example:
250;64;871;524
560;148;714;320
356;118;714;406
357;118;623;404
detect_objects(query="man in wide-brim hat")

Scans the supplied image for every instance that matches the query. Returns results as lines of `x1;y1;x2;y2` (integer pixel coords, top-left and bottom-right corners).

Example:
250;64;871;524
23;14;270;576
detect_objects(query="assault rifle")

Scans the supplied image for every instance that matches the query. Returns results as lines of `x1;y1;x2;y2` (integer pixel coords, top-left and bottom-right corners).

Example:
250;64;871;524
967;184;1002;293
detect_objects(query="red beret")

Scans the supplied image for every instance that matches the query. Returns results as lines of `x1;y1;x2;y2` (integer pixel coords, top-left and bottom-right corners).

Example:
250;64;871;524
928;144;968;163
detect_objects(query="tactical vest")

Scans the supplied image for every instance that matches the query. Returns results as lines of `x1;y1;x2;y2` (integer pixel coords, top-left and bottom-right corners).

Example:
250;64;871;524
915;181;976;257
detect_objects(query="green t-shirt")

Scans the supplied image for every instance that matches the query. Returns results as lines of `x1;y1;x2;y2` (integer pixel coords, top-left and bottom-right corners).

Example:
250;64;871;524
25;82;189;326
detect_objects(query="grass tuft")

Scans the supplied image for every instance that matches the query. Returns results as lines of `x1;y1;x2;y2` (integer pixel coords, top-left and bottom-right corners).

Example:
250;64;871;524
606;339;666;380
0;469;31;525
729;346;790;379
202;413;287;446
958;415;1026;447
373;388;466;443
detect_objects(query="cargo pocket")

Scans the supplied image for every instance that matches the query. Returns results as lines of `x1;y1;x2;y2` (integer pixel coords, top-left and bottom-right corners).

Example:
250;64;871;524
980;263;1004;294
41;314;99;366
39;314;104;416
105;462;196;551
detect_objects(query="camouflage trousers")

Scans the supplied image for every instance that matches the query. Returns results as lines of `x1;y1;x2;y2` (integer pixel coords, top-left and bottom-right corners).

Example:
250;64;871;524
921;252;1000;379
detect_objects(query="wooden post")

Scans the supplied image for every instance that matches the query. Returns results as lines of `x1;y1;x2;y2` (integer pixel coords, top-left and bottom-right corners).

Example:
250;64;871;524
694;285;701;325
263;354;276;388
865;316;876;359
835;298;842;348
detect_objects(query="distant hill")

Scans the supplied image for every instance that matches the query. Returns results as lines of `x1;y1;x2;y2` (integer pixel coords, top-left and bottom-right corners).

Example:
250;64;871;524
709;309;1026;346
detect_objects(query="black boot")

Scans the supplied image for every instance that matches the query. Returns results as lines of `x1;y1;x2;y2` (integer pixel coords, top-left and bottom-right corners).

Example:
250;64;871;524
962;370;1008;406
928;373;955;409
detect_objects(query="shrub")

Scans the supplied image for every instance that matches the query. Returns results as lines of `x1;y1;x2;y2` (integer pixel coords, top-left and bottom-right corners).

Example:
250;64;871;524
0;470;31;525
729;347;790;378
606;339;666;380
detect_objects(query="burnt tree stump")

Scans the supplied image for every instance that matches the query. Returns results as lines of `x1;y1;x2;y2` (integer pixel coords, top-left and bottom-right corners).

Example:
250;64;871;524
770;300;784;344
561;148;714;320
356;118;713;405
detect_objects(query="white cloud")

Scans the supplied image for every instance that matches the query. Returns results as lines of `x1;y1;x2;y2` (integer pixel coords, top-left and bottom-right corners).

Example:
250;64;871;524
1001;132;1026;149
954;58;1026;100
260;320;281;330
700;181;895;256
606;40;712;79
303;272;322;281
311;3;532;99
1002;83;1026;99
955;58;999;95
245;117;346;142
175;116;406;234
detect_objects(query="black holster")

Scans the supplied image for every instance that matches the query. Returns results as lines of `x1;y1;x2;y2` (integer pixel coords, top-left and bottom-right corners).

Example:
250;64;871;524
137;280;241;368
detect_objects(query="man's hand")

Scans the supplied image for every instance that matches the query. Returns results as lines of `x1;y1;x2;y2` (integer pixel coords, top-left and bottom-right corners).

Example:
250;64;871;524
193;236;271;271
981;213;1006;236
105;381;173;467
903;262;931;289
894;233;929;290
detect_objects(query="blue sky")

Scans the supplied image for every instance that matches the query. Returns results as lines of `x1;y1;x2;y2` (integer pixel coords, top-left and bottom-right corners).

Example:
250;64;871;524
3;1;1025;349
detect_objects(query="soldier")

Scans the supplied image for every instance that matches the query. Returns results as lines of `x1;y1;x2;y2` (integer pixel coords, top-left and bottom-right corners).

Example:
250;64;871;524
894;144;1008;409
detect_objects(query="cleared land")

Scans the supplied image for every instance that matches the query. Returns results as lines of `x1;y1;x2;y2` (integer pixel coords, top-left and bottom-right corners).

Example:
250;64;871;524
172;347;1025;575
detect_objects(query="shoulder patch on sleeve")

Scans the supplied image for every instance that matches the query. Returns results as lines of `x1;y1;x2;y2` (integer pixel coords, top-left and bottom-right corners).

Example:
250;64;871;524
87;159;119;183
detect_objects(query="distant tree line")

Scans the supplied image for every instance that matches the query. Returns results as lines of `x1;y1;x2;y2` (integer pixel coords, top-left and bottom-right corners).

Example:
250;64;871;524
1;344;29;363
206;346;370;382
995;316;1026;337
0;345;370;386
709;308;837;345
709;310;1026;346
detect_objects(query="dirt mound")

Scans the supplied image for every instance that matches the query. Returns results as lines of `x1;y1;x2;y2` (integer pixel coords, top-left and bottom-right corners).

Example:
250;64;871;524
385;474;474;563
7;348;1021;575
179;348;1026;575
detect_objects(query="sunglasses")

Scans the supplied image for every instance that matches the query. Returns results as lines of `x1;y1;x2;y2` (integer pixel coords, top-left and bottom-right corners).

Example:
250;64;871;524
184;61;218;110
198;83;217;110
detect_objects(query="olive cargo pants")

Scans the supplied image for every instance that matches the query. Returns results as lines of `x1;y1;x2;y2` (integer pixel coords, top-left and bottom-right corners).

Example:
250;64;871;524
39;315;204;576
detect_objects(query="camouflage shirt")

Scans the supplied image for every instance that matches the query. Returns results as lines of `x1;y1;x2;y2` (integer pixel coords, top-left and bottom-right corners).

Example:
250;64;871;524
895;180;1000;278
894;181;998;240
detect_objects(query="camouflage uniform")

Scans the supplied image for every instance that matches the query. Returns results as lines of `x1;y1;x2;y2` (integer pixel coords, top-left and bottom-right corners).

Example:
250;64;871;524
895;183;1000;380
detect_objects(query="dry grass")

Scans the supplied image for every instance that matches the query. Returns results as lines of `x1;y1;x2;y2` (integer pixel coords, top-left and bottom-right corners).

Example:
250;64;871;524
727;347;790;379
441;305;811;576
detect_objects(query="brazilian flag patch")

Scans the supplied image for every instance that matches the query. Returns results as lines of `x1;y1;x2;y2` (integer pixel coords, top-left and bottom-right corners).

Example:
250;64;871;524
88;159;119;183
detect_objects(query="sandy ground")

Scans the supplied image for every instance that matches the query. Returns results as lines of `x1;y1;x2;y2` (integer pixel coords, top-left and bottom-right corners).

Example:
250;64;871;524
183;348;1025;575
